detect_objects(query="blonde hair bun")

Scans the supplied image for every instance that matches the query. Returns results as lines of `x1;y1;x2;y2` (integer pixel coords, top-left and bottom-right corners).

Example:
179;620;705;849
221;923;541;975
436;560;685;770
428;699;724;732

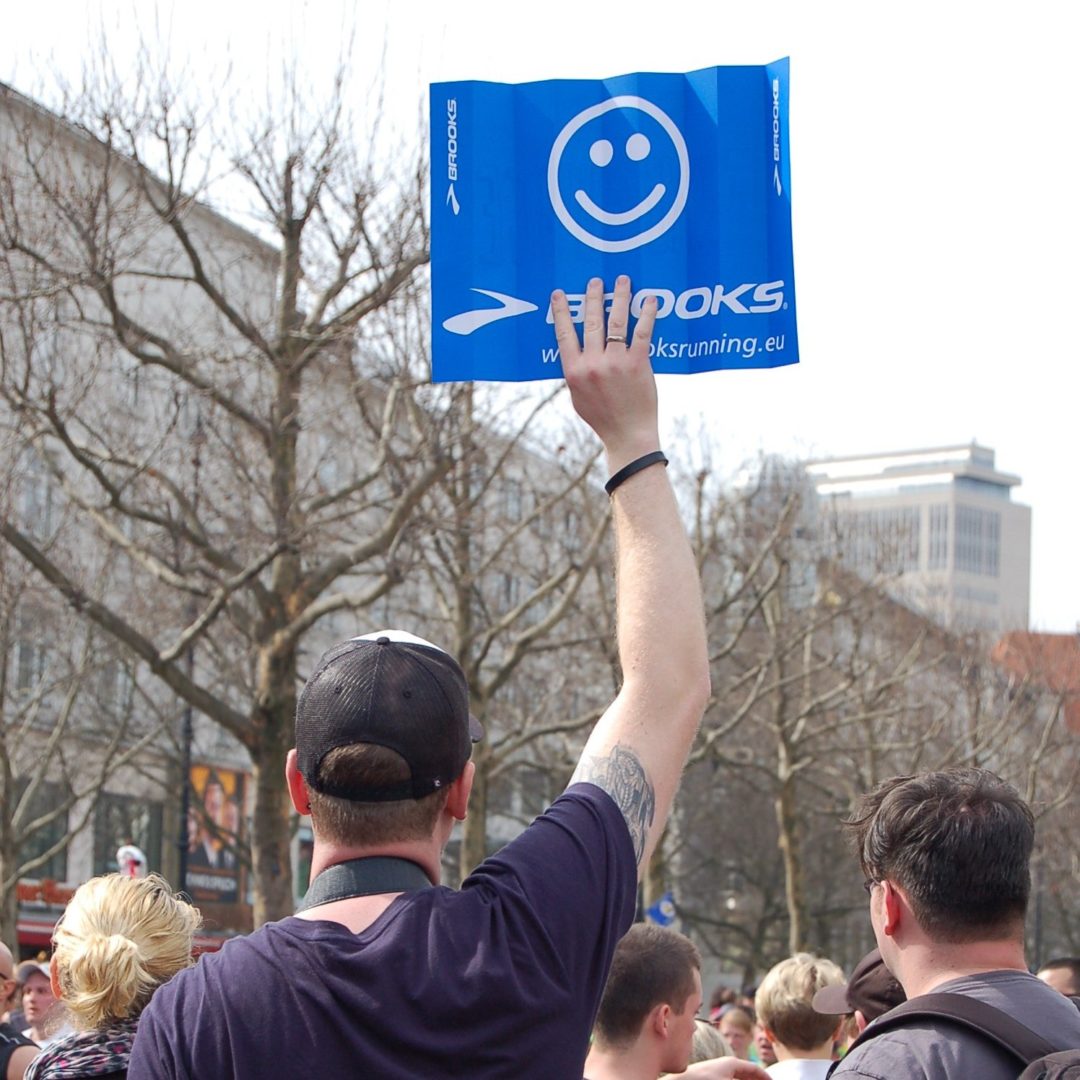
52;874;200;1031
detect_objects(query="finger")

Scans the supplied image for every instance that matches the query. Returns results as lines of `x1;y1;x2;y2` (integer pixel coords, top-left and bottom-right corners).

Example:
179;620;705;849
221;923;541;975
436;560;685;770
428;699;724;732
581;277;606;352
550;290;582;367
630;293;657;355
605;274;631;347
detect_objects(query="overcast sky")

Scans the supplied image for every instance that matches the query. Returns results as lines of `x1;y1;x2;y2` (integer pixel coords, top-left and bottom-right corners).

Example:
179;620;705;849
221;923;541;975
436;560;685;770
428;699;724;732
4;0;1077;631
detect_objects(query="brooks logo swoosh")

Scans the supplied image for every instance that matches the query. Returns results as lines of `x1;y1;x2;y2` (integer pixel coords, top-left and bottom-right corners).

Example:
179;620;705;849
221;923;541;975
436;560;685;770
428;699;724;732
447;185;460;215
773;165;782;196
442;290;539;335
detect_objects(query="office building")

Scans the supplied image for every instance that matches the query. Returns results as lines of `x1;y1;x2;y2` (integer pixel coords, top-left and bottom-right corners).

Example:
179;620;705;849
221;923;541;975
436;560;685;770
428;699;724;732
806;443;1031;633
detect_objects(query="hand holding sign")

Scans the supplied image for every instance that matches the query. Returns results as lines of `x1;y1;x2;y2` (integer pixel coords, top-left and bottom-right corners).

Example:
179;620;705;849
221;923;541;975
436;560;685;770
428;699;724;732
553;276;660;473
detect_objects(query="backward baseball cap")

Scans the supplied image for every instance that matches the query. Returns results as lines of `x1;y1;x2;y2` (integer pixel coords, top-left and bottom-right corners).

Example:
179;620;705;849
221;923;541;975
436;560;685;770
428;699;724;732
296;630;483;802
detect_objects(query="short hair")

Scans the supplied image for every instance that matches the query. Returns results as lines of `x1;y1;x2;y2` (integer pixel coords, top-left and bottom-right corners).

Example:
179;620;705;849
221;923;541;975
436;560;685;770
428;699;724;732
690;1019;731;1063
1039;958;1080;996
719;1004;754;1034
756;953;846;1052
845;768;1033;942
307;743;451;847
52;874;200;1031
594;925;701;1049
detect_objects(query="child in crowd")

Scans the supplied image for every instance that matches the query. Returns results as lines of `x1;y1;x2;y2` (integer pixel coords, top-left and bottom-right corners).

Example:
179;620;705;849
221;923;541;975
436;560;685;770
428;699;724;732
754;953;846;1078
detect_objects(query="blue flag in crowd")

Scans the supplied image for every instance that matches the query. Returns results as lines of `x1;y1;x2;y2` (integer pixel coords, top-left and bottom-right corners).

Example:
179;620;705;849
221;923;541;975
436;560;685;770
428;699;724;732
646;891;678;927
430;60;798;383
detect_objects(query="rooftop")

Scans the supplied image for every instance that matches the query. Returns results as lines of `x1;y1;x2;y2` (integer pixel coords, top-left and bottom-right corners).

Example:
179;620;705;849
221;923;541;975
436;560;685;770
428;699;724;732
805;443;1022;499
992;632;1080;732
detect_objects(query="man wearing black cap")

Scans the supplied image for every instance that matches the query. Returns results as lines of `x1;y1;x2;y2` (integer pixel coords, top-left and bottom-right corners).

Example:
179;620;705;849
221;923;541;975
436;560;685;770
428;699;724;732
811;948;905;1036
130;276;711;1079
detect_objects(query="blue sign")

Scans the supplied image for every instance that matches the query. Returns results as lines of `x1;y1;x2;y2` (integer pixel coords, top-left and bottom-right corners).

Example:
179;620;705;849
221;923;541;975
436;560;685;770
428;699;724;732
646;891;678;927
430;61;797;383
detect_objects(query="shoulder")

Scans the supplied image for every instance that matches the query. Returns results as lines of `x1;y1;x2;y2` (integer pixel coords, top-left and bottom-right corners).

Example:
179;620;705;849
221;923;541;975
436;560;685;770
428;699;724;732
833;1025;941;1080
0;1023;30;1046
466;783;635;884
140;922;288;1021
945;970;1080;1044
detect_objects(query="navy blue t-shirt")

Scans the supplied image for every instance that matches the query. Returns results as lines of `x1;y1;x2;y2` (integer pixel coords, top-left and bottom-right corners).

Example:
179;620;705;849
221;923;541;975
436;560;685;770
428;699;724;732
129;784;636;1079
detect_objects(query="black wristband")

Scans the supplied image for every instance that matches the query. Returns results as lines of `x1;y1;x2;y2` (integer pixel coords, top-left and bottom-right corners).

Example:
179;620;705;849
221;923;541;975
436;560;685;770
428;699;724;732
604;451;669;496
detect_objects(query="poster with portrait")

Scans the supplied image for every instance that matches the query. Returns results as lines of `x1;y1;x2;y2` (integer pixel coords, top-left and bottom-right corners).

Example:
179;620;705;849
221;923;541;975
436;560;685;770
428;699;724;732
186;764;247;905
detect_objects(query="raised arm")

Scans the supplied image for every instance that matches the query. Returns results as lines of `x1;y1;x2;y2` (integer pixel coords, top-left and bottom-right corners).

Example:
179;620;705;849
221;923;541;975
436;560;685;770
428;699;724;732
554;276;710;876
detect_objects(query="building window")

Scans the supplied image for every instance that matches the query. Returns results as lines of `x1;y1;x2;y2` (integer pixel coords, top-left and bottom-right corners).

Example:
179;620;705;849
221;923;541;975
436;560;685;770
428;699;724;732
16;780;70;881
503;479;523;522
501;573;522;612
842;507;920;573
928;504;949;570
955;506;1001;577
93;793;163;876
14;610;47;693
20;452;54;541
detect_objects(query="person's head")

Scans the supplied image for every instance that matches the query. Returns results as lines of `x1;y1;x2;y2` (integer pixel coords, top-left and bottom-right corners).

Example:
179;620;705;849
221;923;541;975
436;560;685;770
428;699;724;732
594;925;702;1073
223;796;241;837
288;631;482;853
50;873;200;1031
811;946;906;1034
0;942;16;1013
690;1018;731;1064
202;773;225;821
708;985;736;1016
21;965;55;1028
1037;957;1080;997
845;768;1034;944
717;1004;754;1059
755;953;845;1055
753;1022;778;1065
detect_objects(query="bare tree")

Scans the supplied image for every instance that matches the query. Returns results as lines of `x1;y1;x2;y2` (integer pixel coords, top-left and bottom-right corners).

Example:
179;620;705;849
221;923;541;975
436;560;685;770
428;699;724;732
0;462;165;942
0;59;453;922
392;386;615;882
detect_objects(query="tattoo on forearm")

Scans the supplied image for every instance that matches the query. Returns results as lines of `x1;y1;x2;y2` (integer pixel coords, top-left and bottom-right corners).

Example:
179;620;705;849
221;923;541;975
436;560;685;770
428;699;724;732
575;745;656;865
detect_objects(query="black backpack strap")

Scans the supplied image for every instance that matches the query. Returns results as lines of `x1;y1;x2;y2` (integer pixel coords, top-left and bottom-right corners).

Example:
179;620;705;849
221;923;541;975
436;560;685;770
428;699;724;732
844;992;1059;1068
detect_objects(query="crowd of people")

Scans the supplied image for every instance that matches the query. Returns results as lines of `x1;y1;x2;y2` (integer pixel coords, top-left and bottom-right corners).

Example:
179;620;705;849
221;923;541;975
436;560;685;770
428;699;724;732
2;278;1078;1078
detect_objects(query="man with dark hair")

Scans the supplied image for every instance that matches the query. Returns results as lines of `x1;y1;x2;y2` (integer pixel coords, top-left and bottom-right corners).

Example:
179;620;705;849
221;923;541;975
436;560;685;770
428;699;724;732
832;767;1080;1078
130;277;713;1078
585;926;765;1080
1038;958;1080;997
586;925;702;1079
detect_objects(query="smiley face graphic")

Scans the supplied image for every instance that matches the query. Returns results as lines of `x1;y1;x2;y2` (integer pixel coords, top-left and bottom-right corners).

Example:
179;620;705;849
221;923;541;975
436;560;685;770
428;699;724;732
547;95;690;253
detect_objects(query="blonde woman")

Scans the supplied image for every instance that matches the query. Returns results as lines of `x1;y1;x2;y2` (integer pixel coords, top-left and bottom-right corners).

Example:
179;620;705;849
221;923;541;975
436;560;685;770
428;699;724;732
26;875;199;1080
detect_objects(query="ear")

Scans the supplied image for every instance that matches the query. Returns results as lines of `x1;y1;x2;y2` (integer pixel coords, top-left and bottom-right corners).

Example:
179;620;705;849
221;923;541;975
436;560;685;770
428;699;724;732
763;1025;779;1046
445;760;475;822
49;955;61;999
854;1009;870;1034
880;879;903;936
285;749;311;816
649;1002;672;1039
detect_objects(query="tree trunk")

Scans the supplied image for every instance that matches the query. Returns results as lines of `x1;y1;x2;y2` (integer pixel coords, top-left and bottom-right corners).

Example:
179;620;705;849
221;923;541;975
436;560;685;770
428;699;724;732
0;849;18;949
643;835;666;913
248;645;298;926
775;737;806;954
